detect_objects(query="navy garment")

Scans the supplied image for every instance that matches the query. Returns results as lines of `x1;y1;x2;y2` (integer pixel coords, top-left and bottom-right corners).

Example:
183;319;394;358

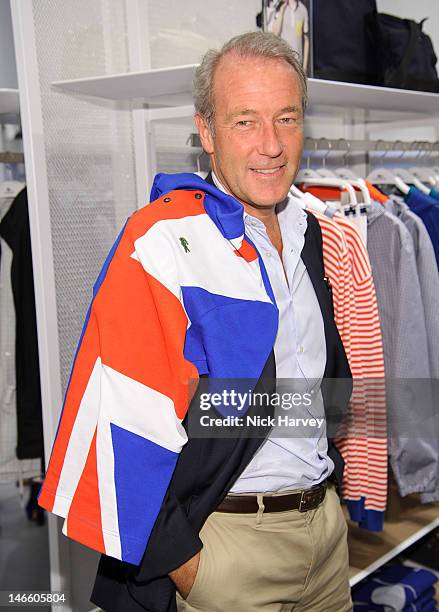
405;187;439;268
352;564;438;611
0;188;44;460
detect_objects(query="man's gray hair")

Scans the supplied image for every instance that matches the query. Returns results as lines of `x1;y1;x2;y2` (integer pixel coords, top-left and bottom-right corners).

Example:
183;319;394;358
193;31;308;132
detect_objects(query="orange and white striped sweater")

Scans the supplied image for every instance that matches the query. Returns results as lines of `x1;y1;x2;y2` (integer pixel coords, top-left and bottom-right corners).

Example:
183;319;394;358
309;208;387;530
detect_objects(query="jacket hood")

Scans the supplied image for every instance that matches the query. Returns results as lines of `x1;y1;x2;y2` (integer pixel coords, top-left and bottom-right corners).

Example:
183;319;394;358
150;172;245;240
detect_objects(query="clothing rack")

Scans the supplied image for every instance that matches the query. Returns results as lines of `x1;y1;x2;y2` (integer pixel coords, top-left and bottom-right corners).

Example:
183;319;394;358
187;133;439;155
304;138;439;154
184;135;439;176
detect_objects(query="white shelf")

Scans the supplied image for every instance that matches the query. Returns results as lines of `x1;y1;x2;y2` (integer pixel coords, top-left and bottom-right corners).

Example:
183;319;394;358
52;64;197;107
0;88;20;118
349;516;439;587
308;79;439;115
52;65;439;115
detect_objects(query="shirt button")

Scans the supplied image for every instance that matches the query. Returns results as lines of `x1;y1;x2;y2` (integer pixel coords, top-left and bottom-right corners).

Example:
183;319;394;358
298;345;304;353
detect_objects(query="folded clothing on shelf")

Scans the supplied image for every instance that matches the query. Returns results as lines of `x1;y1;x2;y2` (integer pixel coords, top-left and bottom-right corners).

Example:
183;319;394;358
352;564;438;611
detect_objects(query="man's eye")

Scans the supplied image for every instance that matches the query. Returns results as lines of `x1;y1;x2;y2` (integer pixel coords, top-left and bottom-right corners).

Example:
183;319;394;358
236;120;252;127
278;117;297;125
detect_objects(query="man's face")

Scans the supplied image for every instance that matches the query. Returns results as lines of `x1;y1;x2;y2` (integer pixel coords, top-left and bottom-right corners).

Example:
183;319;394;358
196;53;304;211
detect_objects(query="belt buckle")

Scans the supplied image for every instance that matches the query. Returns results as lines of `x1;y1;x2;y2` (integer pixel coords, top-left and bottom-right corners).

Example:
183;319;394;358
299;485;325;512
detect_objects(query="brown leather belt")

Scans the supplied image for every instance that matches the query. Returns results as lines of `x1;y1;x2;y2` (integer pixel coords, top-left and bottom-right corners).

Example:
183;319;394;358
216;481;327;514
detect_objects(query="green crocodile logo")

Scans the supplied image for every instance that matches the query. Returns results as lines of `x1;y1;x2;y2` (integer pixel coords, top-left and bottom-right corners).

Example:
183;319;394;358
179;237;190;253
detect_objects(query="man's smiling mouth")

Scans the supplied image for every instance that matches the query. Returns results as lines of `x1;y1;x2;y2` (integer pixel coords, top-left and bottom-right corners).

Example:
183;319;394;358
251;165;285;175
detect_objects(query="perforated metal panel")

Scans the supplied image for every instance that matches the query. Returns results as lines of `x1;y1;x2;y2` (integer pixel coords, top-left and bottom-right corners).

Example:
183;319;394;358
31;0;137;395
145;0;262;68
154;120;200;174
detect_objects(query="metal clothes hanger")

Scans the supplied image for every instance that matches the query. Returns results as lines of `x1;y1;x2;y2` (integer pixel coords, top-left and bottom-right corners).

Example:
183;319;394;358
292;140;327;211
335;139;358;180
315;138;337;178
296;138;320;181
366;140;410;195
391;141;430;195
429;142;439;183
409;142;436;187
334;139;371;206
298;138;358;207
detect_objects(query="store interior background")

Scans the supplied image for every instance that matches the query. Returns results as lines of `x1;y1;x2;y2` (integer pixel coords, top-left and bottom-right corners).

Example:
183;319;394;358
1;1;439;610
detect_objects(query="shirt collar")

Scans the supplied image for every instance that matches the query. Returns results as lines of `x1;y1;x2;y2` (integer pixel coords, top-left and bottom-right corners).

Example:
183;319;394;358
211;170;307;240
366;199;387;225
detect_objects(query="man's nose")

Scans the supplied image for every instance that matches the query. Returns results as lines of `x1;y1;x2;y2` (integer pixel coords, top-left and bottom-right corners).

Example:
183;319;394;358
258;123;283;158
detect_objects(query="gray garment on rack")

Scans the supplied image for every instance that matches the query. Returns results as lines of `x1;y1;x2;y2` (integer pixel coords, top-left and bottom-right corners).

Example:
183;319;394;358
366;200;438;498
386;196;439;377
387;196;439;503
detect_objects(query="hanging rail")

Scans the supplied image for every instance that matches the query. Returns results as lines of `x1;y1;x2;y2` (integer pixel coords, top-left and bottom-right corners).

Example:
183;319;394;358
303;138;439;154
187;134;439;154
0;151;25;163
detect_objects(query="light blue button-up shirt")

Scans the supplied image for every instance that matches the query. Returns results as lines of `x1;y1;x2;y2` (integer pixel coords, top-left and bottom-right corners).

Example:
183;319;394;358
211;172;333;492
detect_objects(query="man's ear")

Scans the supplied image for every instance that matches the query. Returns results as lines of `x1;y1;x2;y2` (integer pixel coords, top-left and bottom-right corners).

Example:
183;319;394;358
195;113;214;155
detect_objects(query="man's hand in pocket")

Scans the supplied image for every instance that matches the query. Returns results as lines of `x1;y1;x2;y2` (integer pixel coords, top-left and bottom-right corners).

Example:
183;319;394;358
169;551;201;600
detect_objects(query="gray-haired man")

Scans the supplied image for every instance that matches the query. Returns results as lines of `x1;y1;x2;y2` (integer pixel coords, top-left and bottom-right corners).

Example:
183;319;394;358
91;32;352;612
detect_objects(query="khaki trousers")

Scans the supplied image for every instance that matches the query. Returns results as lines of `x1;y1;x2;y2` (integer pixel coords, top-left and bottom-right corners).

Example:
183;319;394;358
176;484;352;612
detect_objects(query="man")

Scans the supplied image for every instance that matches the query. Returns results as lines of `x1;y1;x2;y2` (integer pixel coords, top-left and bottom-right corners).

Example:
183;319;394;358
39;32;352;611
